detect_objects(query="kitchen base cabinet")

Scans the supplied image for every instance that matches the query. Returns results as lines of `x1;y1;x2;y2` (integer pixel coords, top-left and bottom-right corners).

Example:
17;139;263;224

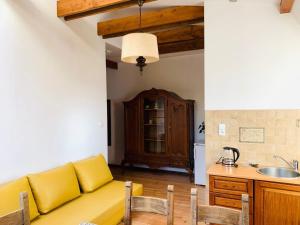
210;175;300;225
255;181;300;225
209;176;254;225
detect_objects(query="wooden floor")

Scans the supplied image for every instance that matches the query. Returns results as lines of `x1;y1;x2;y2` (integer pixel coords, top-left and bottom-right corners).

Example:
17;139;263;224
110;166;209;225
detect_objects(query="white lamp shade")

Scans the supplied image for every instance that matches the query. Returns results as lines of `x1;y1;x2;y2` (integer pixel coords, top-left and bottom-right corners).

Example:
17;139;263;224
121;33;159;64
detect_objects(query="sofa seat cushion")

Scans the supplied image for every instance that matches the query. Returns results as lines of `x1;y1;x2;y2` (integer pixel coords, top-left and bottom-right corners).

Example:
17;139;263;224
28;163;81;214
0;177;40;221
31;181;143;225
73;155;113;193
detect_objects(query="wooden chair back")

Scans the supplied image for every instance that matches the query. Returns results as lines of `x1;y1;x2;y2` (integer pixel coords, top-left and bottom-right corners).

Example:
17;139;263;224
124;181;174;225
0;192;30;225
191;188;249;225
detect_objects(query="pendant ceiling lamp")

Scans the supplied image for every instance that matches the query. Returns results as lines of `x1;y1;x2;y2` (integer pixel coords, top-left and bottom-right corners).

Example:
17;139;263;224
121;0;159;73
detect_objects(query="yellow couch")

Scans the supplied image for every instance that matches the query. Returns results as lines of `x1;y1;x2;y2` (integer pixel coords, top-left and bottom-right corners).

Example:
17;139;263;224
0;155;143;225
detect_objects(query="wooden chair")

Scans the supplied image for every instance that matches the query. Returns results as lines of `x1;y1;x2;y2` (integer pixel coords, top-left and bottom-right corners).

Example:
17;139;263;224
0;192;30;225
190;188;249;225
124;181;174;225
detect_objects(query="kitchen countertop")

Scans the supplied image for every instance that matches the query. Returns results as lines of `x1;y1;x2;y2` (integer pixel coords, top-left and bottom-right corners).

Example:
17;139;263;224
207;164;300;185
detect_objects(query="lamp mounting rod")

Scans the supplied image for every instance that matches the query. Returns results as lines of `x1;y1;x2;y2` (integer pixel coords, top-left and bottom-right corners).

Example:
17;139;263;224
137;0;146;74
138;0;145;32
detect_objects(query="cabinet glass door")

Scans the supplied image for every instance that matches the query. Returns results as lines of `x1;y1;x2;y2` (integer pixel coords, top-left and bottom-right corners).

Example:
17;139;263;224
143;97;166;154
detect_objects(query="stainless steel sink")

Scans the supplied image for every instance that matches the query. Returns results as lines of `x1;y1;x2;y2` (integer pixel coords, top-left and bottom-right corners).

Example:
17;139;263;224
257;167;300;178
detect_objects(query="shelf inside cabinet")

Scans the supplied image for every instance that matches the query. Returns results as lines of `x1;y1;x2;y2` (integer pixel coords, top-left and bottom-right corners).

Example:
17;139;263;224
144;139;165;142
144;108;165;111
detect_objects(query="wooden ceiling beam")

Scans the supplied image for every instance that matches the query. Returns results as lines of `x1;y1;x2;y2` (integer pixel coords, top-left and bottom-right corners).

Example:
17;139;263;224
154;25;204;45
57;0;156;21
158;38;204;55
98;6;204;38
280;0;295;13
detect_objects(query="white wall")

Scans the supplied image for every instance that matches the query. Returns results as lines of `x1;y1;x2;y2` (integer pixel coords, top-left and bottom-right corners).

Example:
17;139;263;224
205;0;300;110
0;1;107;182
295;0;300;22
107;53;204;165
107;64;142;164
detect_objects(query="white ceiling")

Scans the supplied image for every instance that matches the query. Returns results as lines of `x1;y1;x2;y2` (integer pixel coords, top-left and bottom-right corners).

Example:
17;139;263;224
104;0;204;60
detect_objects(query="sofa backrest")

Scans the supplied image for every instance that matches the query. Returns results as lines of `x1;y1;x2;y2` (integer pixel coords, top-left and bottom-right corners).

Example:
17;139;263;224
0;177;39;221
0;154;111;218
0;192;30;225
73;154;113;193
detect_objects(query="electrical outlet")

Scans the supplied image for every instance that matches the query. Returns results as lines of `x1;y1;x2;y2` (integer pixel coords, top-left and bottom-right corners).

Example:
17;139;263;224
219;123;226;136
297;119;300;128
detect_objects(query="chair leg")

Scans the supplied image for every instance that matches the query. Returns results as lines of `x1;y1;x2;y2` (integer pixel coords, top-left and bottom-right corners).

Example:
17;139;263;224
124;181;133;225
167;185;174;225
190;188;198;225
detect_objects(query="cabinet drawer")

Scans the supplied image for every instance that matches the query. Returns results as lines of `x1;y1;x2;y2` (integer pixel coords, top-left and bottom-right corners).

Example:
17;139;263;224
210;175;253;196
210;192;253;214
210;192;253;225
215;195;242;209
215;180;247;192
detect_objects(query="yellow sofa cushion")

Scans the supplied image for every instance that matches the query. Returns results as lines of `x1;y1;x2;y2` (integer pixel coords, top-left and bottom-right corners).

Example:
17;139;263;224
0;177;40;221
31;181;143;225
28;163;81;214
73;154;113;193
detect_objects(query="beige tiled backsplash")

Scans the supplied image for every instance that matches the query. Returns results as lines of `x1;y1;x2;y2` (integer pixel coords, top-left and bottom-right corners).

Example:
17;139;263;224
205;110;300;168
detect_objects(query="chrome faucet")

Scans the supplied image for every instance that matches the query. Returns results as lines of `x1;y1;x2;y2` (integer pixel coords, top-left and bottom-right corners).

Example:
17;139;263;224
273;155;299;171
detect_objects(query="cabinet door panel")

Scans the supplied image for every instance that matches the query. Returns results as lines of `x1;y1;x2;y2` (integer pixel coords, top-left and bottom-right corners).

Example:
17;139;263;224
167;98;188;158
255;181;300;225
124;98;140;155
141;94;167;155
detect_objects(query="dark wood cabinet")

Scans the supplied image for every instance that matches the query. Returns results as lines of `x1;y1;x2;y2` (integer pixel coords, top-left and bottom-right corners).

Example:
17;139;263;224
123;88;194;172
